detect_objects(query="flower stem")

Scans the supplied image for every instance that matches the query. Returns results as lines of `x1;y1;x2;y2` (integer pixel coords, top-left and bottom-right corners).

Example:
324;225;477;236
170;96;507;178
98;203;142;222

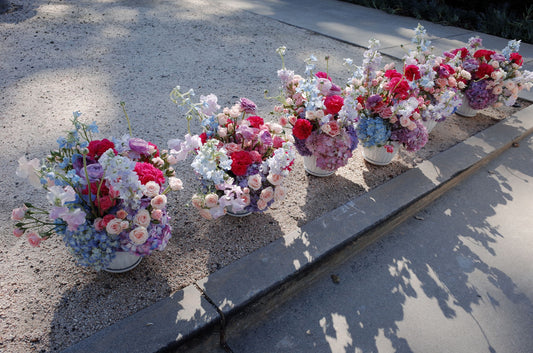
120;102;133;136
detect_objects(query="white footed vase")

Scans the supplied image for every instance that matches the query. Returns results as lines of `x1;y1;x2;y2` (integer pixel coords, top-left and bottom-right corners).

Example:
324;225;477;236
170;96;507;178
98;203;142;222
303;155;335;177
104;251;142;273
362;142;400;166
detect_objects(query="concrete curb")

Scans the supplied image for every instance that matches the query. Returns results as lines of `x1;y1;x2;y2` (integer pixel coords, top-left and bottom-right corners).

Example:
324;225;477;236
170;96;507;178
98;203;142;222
62;104;533;352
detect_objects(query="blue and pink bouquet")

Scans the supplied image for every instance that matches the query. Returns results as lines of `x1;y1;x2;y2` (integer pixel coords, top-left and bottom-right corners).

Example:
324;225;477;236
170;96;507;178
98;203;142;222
12;111;183;270
169;87;295;219
273;47;358;172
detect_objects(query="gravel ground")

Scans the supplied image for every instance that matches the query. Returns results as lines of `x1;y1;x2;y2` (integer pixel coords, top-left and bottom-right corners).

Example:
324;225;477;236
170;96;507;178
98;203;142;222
0;0;529;351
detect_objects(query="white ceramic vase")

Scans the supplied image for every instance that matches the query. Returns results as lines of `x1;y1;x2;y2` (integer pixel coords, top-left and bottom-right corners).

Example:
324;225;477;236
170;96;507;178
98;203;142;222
362;142;400;166
104;251;142;273
421;119;438;133
226;205;252;217
303;155;335;177
455;96;478;117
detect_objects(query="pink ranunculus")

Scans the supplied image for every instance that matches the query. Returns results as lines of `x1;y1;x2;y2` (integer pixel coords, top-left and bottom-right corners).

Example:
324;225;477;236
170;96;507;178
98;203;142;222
129;226;149;245
274;186;287;202
106;218;124;235
27;232;42;247
151;194;167;210
169;177;183;191
13;228;24;237
11;206;27;221
151;209;163;221
247;174;263;191
256;199;268;210
198;208;213;220
260;186;274;202
143;181;161;198
191;195;204;209
267;173;283;186
133;209;151;228
116;209;128;220
204;193;219;208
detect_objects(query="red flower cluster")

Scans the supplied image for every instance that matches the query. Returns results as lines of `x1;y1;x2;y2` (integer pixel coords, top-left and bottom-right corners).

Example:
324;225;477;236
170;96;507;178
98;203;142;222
82;182;117;213
510;52;523;66
230;150;253;176
404;65;421;81
293;119;313;140
324;95;344;115
87;139;116;160
473;49;495;61
475;63;495;79
134;162;165;185
385;70;411;100
247;115;264;128
315;71;332;81
451;47;469;59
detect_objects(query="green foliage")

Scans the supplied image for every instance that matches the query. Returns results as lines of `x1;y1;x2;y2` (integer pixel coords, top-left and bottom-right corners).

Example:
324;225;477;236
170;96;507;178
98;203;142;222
342;0;532;43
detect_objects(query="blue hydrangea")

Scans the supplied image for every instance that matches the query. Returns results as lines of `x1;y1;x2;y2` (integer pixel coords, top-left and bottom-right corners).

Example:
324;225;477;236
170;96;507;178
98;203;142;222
356;115;391;147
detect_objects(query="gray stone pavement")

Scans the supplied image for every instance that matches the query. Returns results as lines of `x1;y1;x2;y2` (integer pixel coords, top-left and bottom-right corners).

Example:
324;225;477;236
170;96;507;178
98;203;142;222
222;132;533;353
56;1;533;352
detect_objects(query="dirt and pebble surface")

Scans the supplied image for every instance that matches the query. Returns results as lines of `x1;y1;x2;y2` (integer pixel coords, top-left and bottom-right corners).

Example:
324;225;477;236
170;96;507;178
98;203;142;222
0;0;530;351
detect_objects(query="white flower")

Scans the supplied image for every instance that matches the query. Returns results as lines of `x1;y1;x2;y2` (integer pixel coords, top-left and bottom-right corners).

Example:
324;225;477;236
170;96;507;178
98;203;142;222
143;181;161;198
16;156;41;188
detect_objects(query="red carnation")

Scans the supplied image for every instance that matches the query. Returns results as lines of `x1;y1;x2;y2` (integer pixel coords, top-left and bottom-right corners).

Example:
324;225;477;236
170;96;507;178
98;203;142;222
388;77;410;100
474;49;495;62
199;132;208;144
230;151;253;176
451;47;469;59
87;139;115;160
315;71;332;81
134;162;165;185
475;63;495;79
510;52;523;66
292;119;313;140
385;69;403;79
324;95;344;115
404;65;421;81
247;115;264;128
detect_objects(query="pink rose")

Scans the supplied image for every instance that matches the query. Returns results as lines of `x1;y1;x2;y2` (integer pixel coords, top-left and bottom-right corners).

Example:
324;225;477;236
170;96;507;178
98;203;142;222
27;232;42;247
191;194;204;209
120;221;129;230
150;195;167;210
106;218;123;235
133;209;151;228
321;121;341;137
260;186;274;202
94;217;105;231
169;177;183;191
267;173;283;186
11;206;27;221
198;208;213;220
151;209;163;221
143;181;161;198
116;209;128;220
13;228;24;237
288;115;298;125
274;186;287;202
241;193;251;206
129;226;149;245
247;174;263;191
273;136;285;149
256;199;268;210
204;193;219;208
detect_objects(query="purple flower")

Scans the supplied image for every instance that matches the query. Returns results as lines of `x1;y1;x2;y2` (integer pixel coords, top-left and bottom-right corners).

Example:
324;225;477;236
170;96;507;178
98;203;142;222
259;130;273;145
239;98;257;114
236;125;256;140
390;120;428;152
365;94;383;110
462;59;479;74
86;163;104;180
129;137;150;155
465;80;498;110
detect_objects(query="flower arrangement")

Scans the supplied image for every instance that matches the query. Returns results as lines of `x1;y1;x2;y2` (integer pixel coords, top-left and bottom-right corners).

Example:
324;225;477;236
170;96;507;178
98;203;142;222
272;47;358;172
444;37;533;110
11;109;183;270
169;86;295;219
345;39;429;153
402;24;463;125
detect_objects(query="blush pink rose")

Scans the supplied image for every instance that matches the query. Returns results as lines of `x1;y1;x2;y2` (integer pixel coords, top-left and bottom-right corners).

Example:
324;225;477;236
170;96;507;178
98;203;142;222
151;209;163;221
256;199;268;210
241;193;251;206
150;195;167;210
198;208;213;220
267;173;283;186
169;177;183;191
204;193;219;208
13;228;24;237
288;115;298;125
106;218;123;235
133;209;151;228
260;186;274;202
143;181;161;198
247;174;263;191
129;226;149;245
27;232;42;247
94;217;105;231
274;186;287;201
191;195;204;209
321;121;341;137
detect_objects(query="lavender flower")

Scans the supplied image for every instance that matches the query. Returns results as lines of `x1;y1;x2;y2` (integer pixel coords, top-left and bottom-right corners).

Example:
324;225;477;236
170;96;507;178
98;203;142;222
239;97;257;114
465;80;498;110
